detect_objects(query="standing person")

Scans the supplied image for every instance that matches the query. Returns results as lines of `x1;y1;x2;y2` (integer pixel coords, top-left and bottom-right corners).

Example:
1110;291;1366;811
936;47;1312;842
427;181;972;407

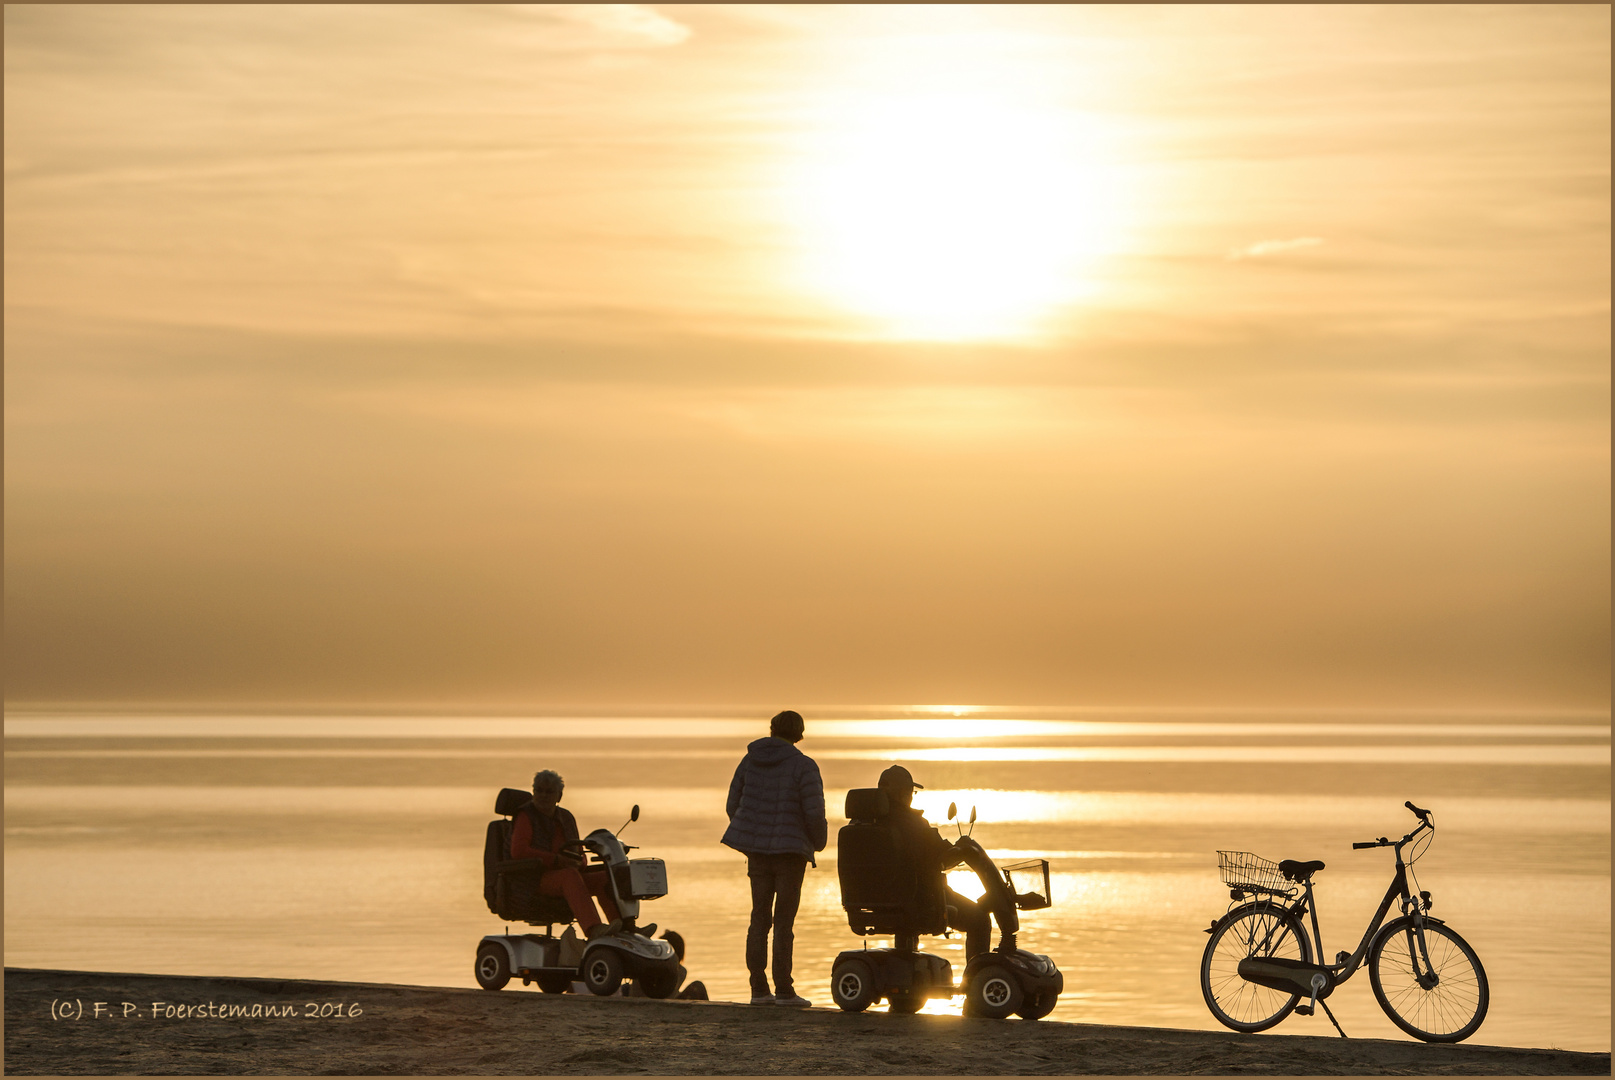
721;710;827;1007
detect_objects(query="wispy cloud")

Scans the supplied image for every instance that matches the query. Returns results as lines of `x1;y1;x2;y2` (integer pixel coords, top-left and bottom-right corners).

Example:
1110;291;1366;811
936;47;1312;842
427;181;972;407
1226;237;1325;261
536;4;692;47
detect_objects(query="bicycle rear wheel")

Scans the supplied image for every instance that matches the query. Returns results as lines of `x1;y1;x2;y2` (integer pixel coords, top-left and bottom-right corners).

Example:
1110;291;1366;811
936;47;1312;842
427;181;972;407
1201;903;1312;1033
1369;916;1488;1043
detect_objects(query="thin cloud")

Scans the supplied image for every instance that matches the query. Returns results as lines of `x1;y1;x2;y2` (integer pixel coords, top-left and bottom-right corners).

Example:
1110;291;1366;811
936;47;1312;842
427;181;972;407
1226;237;1325;261
537;4;692;47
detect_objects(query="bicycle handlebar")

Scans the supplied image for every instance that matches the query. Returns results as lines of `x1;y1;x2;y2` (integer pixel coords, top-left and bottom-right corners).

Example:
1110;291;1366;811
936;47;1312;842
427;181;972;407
1354;802;1434;850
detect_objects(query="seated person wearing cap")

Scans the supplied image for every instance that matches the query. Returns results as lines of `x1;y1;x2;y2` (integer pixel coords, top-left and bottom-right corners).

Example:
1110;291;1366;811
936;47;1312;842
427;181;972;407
877;764;993;960
510;770;637;940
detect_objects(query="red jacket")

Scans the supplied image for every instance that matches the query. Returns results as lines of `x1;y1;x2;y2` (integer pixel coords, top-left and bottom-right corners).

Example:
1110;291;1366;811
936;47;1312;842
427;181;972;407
510;804;580;868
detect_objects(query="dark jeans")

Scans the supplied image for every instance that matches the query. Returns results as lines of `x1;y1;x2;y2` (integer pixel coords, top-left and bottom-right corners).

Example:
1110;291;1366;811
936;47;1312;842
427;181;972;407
745;852;808;997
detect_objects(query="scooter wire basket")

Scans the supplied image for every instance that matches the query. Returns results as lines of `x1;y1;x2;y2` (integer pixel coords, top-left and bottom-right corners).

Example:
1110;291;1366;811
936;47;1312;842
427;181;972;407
1000;859;1052;910
1217;851;1294;897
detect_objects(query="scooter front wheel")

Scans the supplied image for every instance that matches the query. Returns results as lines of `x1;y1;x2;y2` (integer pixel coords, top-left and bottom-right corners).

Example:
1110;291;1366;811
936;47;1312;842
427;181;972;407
1014;991;1056;1020
637;963;680;1000
582;948;625;996
964;964;1024;1020
1015;975;1061;1021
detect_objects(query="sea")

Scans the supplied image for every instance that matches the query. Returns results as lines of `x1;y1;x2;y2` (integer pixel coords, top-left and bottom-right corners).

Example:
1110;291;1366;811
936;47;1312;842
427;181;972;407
4;708;1609;1053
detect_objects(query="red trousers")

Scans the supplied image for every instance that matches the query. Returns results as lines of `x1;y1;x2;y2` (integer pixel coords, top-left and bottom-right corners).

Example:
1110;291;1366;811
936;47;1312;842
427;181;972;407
538;866;620;932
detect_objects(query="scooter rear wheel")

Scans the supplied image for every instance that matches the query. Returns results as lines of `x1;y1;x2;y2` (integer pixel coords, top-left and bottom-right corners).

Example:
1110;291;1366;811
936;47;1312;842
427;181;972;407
831;959;879;1013
475;942;511;991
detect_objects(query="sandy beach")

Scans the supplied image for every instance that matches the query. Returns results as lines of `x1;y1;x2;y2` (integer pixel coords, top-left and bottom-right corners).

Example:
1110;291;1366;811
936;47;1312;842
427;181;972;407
4;968;1606;1076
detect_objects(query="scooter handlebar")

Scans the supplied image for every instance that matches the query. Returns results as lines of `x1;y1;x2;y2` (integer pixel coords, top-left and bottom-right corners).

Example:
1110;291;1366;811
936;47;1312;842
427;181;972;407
1405;801;1432;824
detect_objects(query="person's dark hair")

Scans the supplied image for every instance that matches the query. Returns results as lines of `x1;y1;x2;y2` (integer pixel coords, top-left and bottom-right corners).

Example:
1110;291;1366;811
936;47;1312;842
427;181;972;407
769;710;805;742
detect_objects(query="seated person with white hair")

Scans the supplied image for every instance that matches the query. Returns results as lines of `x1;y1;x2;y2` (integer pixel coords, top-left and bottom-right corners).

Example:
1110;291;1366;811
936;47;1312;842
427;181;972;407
509;770;645;940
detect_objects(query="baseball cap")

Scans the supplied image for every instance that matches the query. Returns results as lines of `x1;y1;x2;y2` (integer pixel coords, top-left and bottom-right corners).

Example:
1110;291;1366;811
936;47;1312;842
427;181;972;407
878;764;923;791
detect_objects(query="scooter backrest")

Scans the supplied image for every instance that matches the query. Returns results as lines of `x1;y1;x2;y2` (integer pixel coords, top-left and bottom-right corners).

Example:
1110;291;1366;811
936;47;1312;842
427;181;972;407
495;787;533;816
844;787;889;821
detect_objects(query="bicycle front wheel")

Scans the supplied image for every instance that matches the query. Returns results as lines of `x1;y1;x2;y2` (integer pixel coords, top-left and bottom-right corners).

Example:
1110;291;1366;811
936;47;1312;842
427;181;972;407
1369;916;1488;1043
1201;903;1312;1033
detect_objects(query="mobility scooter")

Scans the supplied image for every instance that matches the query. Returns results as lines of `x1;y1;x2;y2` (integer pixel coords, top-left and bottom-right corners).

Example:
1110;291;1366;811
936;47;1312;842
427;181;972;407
829;788;1064;1019
477;787;682;997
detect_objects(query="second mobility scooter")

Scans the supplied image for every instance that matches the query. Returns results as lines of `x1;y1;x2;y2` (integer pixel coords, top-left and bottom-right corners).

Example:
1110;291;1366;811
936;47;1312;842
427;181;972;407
478;787;682;997
830;788;1064;1019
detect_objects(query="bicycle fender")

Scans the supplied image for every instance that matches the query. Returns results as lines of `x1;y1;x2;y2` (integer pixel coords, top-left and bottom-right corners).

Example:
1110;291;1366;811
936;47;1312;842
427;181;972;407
1214;899;1302;933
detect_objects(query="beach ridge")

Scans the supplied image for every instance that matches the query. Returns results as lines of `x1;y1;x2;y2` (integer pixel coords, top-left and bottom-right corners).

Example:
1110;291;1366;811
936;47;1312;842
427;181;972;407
5;967;1607;1075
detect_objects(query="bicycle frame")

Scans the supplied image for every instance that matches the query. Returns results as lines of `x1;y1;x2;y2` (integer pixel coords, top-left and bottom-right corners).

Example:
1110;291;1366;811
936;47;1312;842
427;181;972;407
1253;816;1436;988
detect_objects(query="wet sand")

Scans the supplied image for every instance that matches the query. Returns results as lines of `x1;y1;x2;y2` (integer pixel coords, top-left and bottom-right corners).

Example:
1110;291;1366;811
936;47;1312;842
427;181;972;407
5;968;1607;1075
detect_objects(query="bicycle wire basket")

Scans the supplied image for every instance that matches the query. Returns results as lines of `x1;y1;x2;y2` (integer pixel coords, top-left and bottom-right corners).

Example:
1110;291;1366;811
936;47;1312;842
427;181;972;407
1217;850;1295;896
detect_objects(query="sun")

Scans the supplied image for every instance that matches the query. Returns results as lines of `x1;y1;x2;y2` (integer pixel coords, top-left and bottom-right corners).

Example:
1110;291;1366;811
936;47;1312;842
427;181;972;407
791;91;1126;341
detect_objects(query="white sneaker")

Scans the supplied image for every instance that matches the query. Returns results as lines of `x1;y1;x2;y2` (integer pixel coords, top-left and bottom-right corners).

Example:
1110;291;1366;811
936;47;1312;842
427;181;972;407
775;994;812;1008
749;993;774;1005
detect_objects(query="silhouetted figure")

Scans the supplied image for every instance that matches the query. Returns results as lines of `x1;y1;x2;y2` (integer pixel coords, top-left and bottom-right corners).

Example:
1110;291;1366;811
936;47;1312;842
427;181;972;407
721;710;827;1007
876;764;992;959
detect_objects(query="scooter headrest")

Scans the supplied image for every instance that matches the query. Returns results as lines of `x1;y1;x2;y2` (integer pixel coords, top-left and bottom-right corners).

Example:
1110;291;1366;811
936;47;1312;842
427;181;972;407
495;787;534;816
844;787;889;821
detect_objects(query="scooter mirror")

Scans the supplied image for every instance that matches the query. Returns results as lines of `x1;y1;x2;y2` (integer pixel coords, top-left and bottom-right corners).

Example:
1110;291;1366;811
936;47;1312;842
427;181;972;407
947;802;957;821
631;805;640;822
969;806;977;824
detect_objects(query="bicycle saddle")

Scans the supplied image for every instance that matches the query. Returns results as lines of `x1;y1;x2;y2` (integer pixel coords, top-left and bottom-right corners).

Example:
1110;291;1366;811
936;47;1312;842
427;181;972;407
1279;859;1325;882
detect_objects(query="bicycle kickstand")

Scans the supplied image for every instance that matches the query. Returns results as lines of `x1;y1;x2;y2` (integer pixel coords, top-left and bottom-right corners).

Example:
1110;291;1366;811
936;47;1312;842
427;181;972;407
1318;998;1348;1039
1295;973;1348;1038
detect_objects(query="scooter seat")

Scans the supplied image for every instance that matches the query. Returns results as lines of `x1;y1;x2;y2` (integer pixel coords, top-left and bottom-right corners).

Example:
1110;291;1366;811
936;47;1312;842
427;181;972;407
1280;859;1325;882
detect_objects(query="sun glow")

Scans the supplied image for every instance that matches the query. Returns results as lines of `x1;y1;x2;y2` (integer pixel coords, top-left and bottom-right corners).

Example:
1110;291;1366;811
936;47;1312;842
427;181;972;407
793;91;1127;341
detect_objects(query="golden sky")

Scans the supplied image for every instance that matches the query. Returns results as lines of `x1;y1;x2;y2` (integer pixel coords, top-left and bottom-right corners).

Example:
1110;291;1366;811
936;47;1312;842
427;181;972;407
5;5;1609;709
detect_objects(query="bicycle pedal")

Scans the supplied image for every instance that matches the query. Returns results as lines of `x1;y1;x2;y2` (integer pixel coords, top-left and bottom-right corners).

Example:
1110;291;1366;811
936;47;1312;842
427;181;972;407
1294;1005;1314;1016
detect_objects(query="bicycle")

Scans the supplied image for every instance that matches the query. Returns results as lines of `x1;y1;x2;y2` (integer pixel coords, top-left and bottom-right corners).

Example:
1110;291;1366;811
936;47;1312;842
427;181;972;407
1199;801;1488;1043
